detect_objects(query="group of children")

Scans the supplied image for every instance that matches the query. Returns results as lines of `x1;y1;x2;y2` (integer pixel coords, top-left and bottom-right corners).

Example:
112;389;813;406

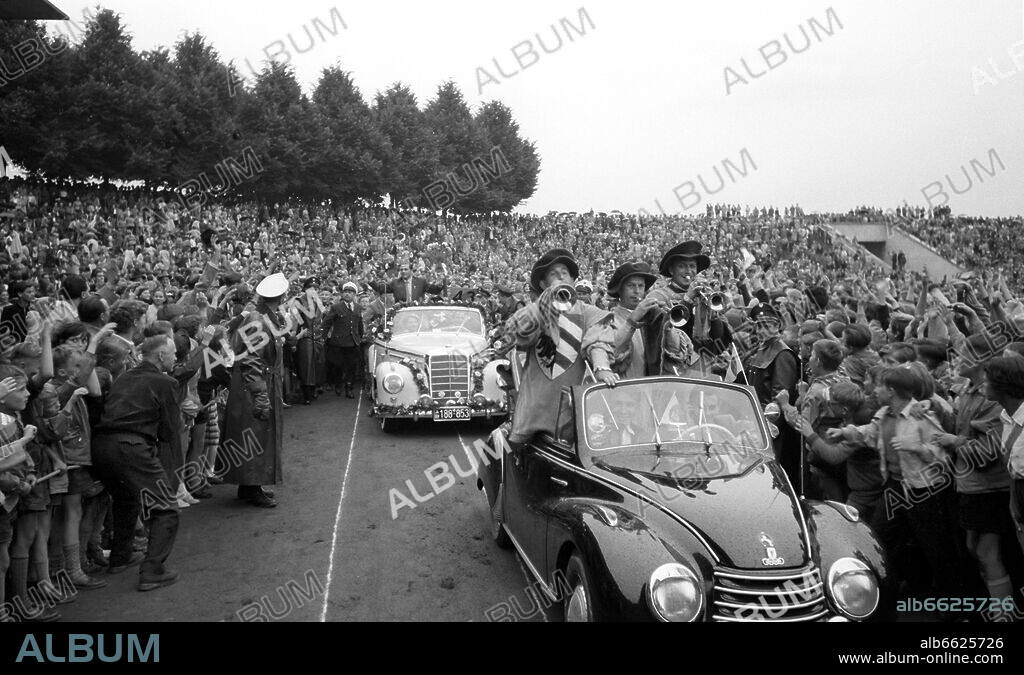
0;322;114;621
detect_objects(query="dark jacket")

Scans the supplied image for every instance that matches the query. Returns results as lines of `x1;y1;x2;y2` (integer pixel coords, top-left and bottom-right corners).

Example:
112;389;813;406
324;301;363;348
370;276;443;303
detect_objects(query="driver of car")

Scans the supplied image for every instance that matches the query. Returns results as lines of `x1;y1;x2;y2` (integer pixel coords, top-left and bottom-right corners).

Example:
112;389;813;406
395;314;420;334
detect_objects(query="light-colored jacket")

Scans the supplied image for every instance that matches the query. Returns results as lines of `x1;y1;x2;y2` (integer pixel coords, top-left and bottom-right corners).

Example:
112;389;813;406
842;399;945;490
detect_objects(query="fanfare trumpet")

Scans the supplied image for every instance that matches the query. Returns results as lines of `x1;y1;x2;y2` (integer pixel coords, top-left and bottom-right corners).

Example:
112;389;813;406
550;284;578;312
667;304;691;328
690;283;727;312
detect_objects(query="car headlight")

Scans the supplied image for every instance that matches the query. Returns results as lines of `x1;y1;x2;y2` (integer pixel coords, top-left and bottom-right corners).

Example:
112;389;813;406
383;373;405;394
648;563;703;622
827;557;879;620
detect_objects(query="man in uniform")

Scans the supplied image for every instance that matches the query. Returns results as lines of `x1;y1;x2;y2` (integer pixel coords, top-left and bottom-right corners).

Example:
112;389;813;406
744;303;801;486
574;279;595;306
323;282;364;398
492;285;525;326
222;272;290;508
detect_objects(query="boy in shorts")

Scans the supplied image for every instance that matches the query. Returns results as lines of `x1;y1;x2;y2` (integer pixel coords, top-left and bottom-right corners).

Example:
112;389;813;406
45;345;107;590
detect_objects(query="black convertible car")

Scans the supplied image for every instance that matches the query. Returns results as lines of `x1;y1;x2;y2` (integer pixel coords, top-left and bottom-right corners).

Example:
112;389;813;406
478;376;890;622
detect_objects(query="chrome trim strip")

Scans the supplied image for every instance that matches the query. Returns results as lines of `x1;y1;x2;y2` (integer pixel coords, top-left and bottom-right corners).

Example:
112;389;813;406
714;597;824;611
716;569;820;582
713;582;823;597
504;528;558;602
712;608;829;623
776;469;814;560
533;446;721;564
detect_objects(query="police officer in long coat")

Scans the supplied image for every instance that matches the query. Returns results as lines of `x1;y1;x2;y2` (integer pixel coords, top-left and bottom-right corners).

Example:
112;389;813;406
222;273;290;508
743;303;801;486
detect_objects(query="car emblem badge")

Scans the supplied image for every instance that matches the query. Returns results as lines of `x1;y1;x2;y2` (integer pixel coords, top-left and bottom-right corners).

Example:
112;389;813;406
759;533;785;566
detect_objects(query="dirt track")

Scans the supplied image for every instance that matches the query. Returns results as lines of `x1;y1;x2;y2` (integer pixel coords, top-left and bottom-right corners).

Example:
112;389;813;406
56;394;550;622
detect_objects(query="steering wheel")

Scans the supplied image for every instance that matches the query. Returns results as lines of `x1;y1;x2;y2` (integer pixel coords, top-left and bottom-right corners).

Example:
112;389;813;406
671;423;741;445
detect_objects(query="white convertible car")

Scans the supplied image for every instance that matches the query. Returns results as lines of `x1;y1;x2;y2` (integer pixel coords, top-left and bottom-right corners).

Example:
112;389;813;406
368;304;509;431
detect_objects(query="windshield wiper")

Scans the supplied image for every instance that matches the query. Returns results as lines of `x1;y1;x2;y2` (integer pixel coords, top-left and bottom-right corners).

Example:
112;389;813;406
643;390;664;472
698;390;712;458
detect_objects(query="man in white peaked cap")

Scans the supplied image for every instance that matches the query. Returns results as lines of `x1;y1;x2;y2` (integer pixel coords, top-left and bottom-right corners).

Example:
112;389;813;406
221;272;291;507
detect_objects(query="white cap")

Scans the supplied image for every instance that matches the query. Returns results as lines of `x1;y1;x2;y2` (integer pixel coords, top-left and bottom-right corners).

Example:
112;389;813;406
342;281;359;293
256;273;289;299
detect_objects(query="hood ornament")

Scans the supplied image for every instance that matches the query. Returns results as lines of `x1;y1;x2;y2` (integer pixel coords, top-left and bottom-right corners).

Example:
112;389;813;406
759;532;785;567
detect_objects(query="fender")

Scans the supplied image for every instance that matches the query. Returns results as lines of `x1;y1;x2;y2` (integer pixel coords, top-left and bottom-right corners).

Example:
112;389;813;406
803;499;892;620
546;497;715;621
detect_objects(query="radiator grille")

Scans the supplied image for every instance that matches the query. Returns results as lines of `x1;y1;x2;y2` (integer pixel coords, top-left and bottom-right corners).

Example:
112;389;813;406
429;354;470;400
711;566;828;622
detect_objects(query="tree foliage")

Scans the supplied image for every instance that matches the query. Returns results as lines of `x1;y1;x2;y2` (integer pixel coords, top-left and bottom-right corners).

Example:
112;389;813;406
0;11;541;211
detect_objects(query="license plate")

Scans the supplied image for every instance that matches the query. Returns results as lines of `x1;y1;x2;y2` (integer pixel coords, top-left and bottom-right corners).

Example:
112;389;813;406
433;407;471;422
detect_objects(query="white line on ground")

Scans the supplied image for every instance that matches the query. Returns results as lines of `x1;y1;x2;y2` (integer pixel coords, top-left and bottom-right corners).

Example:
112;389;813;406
319;396;361;622
456;432;478;476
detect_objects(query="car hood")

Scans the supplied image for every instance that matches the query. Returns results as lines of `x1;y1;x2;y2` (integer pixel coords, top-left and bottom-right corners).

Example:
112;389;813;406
384;333;488;357
593;458;809;570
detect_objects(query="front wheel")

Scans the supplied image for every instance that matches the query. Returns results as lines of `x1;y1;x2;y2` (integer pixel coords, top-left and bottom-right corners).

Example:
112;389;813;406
563;553;599;622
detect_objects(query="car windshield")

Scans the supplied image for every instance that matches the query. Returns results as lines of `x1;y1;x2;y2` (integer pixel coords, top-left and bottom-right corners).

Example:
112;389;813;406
581;380;770;479
390;308;484;336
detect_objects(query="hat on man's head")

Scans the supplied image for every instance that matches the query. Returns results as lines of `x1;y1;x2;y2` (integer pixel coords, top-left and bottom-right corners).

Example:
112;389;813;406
495;284;515;297
342;281;359;293
659;241;711;276
606;261;658;299
303;276;320;290
530;248;579;294
255;273;289;299
749;303;782;325
574;279;594;293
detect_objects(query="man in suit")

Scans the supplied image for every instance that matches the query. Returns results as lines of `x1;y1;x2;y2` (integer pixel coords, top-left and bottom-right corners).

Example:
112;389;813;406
370;261;444;303
323;282;364;398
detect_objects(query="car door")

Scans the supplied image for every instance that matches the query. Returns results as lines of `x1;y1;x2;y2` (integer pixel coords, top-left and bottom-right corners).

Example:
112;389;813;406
504;388;577;581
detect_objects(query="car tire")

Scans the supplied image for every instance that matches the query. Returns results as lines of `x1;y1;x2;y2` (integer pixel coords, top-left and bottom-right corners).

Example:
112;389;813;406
562;553;599;622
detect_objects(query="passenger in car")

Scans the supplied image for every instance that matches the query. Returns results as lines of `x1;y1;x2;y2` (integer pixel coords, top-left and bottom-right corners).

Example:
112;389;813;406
504;249;616;446
604;261;693;379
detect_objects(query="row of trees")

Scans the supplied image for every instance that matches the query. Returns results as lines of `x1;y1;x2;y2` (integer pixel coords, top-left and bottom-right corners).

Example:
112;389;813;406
0;9;541;213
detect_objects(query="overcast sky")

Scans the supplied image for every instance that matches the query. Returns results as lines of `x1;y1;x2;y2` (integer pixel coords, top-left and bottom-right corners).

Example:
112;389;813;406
46;0;1024;216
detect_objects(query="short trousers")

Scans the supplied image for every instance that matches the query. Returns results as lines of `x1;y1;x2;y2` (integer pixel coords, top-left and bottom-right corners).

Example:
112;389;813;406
66;465;101;496
959;490;1013;533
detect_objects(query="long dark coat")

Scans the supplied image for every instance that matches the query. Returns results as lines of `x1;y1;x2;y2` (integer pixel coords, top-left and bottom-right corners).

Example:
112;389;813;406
222;303;284;486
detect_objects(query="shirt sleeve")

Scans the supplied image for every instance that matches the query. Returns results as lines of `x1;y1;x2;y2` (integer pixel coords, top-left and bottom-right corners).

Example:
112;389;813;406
581;305;615;370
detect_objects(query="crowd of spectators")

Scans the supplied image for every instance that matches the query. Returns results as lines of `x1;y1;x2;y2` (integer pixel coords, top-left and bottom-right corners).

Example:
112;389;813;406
1;177;1023;621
